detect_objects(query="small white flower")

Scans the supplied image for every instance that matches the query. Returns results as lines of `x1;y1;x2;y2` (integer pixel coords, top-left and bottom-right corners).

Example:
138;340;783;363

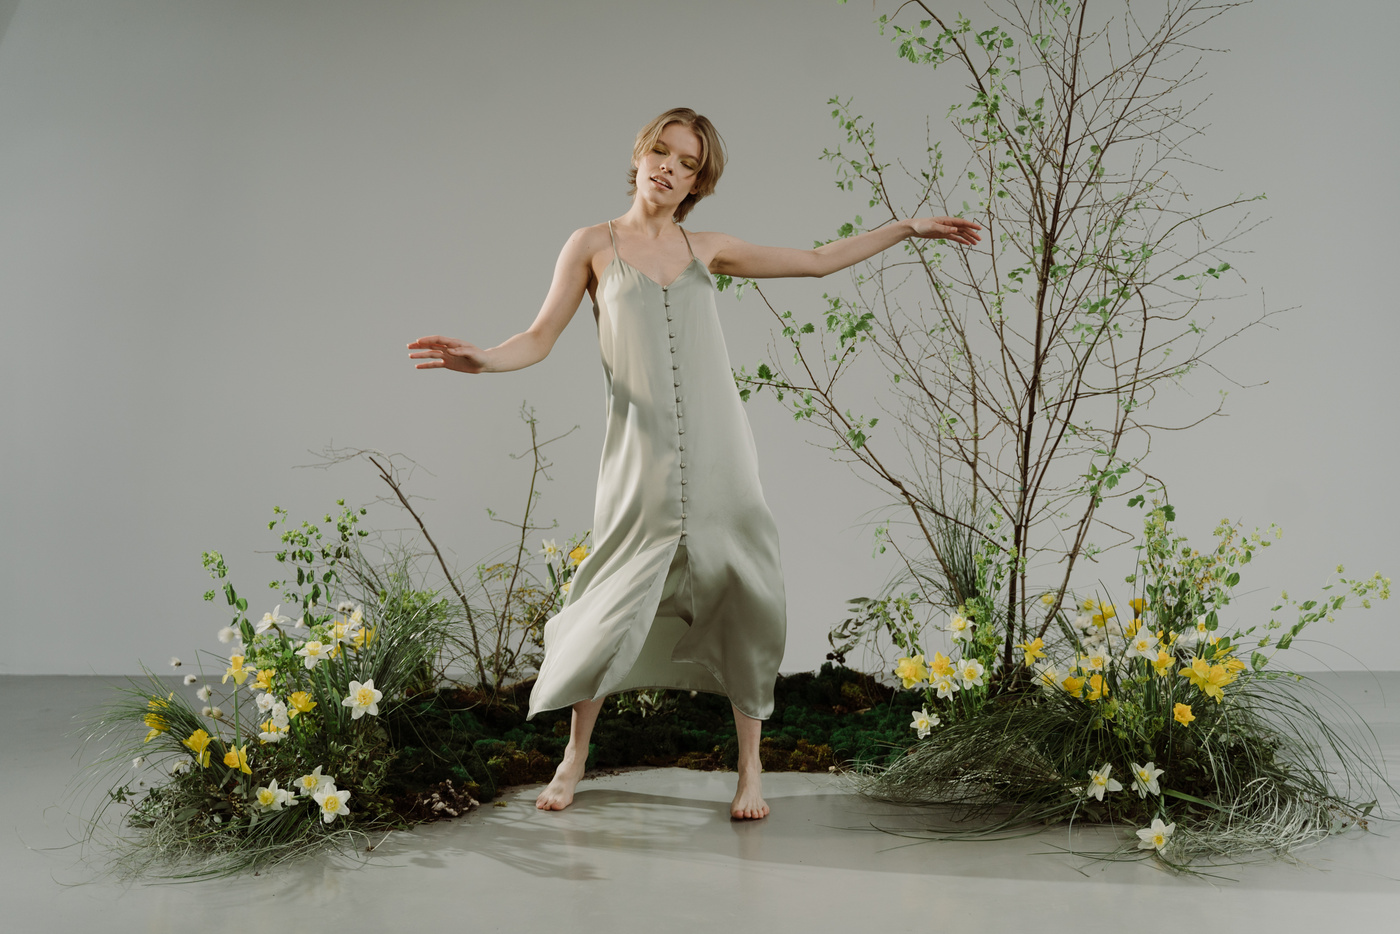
296;766;335;797
1131;761;1165;798
1034;663;1063;692
931;674;960;699
541;539;561;559
1126;631;1160;661
336;600;356;614
349;605;363;626
216;626;238;644
1078;650;1109;672
946;614;973;642
295;640;331;670
909;707;940;739
169;657;182;668
254;604;291;635
169;759;191;776
254;778;295;812
294;615;308;629
1072;614;1094;632
342;679;383;719
1136;817;1175;851
560;579;573;596
1085;763;1123;801
196;685;213;702
207;706;225;720
312;785;352;824
269;701;289;729
131;756;146;769
957;658;986;689
255;692;276;713
183;674;198;685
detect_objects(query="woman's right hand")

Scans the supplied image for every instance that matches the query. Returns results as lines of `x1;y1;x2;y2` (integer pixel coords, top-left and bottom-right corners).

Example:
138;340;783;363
407;335;490;374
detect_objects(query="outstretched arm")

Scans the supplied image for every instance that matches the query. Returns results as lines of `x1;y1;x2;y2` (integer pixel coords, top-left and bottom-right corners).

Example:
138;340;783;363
407;227;597;374
706;216;981;280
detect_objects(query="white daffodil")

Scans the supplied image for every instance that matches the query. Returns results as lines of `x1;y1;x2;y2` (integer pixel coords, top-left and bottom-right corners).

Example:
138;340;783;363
541;539;561;560
216;626;239;644
1084;763;1123;801
946;614;973;642
1136;817;1175;851
957;658;986;689
254;604;291;635
296;765;335;797
560;579;573;596
349;605;364;626
295;640;331;670
183;674;198;685
258;724;287;744
254;779;294;812
1130;761;1165;798
1126;631;1160;661
169;657;182;668
196;685;213;702
909;707;940;739
342;679;383;719
1077;650;1109;673
1034;663;1063;692
931;674;960;699
1072;614;1094;632
293;615;308;629
313;785;352;824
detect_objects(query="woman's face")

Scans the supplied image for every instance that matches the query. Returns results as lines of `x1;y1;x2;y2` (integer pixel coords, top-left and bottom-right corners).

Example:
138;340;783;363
635;122;703;211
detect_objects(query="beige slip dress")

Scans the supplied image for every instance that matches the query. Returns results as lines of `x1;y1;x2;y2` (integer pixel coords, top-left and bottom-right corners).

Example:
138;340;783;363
525;220;788;721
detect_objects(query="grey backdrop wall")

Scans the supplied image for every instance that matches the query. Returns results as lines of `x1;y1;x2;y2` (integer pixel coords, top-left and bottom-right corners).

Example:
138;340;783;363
2;0;1397;676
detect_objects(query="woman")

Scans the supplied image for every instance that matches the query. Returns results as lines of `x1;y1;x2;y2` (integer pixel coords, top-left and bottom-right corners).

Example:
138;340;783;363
408;107;980;820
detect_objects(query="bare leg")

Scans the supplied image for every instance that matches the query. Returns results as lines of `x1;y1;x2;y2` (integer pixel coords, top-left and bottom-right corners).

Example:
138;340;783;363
535;696;605;810
730;702;769;819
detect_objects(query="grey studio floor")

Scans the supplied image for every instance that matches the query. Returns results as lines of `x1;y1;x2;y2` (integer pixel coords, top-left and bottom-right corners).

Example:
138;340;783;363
5;674;1400;933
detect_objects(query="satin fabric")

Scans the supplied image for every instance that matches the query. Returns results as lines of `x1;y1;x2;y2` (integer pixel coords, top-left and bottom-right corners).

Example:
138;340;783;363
526;222;788;721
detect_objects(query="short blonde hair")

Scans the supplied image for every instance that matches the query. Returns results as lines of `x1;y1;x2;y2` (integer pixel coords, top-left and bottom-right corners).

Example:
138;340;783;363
626;107;727;223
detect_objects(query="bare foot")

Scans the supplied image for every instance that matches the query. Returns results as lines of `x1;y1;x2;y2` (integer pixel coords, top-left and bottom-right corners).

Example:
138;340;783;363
731;770;769;820
535;755;587;810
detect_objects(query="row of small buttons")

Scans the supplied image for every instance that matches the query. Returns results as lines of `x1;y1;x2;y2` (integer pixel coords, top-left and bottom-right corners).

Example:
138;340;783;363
665;285;688;543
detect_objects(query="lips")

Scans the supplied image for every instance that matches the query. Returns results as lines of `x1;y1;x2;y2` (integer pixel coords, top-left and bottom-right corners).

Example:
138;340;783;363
650;175;672;190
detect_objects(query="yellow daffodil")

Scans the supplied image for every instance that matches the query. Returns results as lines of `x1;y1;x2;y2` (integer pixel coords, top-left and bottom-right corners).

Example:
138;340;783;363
1129;598;1147;615
183;728;213;768
142;711;169;742
252;669;276;692
351;626;376;650
1086;673;1109;701
568;544;589;567
222;744;252;775
1061;674;1086;698
1151;650;1175;677
1016;637;1047;666
1124;617;1143;638
928;651;955;679
894;655;930;689
1224;656;1247;674
222;654;255;685
1173;702;1195;726
288;691;318;718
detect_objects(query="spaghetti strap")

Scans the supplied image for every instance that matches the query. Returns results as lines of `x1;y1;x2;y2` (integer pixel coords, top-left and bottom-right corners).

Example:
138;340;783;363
678;225;696;260
606;220;619;262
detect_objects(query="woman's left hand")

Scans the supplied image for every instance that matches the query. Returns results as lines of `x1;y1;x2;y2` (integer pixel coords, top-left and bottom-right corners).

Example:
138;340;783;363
908;216;983;246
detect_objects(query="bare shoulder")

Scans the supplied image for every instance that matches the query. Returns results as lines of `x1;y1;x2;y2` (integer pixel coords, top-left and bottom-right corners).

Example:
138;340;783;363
681;228;745;268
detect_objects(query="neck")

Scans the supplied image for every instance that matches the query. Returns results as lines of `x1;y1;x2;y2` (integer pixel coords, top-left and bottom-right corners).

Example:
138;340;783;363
619;197;681;238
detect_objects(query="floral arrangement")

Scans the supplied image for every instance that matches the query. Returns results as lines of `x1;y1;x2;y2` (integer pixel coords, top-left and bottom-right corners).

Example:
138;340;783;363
844;503;1391;870
80;491;589;879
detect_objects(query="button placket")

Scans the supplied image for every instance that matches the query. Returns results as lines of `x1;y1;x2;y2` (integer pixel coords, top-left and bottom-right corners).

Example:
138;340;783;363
666;284;688;542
